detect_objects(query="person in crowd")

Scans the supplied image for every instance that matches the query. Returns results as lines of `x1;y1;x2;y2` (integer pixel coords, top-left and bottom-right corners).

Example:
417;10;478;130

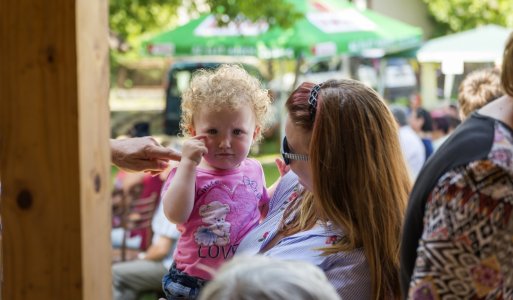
409;107;434;160
111;167;166;250
391;105;426;179
430;115;451;151
236;79;411;299
197;256;340;300
448;114;462;133
160;64;272;299
400;32;513;299
112;198;180;300
458;68;503;120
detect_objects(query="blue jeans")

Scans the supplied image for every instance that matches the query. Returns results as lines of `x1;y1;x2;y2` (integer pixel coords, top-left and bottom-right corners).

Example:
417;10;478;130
162;263;207;300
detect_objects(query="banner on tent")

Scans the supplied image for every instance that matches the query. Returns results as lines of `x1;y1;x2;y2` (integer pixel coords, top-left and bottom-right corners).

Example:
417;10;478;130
307;9;376;33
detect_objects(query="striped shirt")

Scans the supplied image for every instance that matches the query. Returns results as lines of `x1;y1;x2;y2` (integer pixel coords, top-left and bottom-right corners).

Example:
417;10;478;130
236;172;371;299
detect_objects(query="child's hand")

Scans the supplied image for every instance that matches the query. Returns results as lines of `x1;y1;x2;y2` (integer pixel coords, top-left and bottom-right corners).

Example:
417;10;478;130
266;158;290;200
275;158;290;177
181;136;208;165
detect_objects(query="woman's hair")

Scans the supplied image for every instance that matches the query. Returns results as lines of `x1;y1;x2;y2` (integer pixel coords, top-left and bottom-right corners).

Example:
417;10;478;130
458;68;502;119
285;79;411;300
502;32;513;97
180;64;271;141
198;256;340;300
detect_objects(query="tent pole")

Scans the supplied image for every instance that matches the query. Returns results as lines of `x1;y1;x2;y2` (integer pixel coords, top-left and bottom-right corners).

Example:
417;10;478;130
443;74;455;102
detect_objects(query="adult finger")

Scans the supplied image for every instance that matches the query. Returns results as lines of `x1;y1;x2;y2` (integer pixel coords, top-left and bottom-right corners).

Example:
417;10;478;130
147;146;181;161
133;159;169;173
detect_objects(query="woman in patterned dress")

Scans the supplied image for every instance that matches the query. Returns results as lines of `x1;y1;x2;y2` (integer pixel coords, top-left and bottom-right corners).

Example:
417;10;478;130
401;32;513;299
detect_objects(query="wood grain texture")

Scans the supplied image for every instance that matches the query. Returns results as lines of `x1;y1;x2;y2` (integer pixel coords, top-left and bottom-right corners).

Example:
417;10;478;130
0;0;111;299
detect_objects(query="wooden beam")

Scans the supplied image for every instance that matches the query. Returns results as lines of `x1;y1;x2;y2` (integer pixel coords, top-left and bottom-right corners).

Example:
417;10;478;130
0;0;111;298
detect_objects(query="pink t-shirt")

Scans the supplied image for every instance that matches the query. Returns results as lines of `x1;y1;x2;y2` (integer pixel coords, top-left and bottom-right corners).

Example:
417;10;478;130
162;158;268;280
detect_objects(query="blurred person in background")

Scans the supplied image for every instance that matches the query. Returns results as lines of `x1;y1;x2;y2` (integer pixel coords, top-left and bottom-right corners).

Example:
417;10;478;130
113;198;180;300
409;107;434;161
458;68;503;120
391;105;426;180
430;115;451;152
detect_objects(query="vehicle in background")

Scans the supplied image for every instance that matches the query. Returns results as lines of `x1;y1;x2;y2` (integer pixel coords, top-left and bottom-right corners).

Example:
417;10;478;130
269;57;417;102
356;57;417;101
163;59;268;136
268;57;346;96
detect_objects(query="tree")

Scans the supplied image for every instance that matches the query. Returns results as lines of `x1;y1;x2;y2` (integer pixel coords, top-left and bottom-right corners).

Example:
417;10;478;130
108;0;302;87
109;0;301;52
206;0;301;29
423;0;513;36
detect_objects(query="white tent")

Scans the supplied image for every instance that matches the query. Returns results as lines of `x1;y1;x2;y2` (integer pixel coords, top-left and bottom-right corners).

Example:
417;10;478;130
418;25;511;63
416;25;512;107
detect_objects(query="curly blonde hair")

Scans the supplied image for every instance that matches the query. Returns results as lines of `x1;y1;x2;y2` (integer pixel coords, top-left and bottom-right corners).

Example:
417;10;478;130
458;68;502;119
180;64;271;142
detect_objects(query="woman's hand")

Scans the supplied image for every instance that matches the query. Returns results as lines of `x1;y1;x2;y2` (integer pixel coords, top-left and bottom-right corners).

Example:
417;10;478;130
111;137;181;174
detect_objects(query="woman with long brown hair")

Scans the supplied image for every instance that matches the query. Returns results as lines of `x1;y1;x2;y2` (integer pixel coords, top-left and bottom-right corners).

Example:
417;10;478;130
237;79;411;299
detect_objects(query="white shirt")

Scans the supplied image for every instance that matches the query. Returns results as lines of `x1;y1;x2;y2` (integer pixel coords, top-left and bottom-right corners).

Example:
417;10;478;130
152;200;180;269
398;125;426;180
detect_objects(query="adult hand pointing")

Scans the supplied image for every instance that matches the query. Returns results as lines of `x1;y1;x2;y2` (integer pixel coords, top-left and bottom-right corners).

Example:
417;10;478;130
111;137;181;174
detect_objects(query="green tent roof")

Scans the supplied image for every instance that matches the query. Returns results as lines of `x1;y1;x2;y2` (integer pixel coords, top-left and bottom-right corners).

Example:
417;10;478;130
143;0;422;58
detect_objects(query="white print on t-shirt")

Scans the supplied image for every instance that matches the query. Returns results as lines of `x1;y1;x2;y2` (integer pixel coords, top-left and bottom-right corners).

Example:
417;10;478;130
243;176;262;200
194;201;231;246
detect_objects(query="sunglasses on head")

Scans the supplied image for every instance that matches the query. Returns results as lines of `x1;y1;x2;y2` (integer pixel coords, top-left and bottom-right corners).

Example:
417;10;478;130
281;136;309;165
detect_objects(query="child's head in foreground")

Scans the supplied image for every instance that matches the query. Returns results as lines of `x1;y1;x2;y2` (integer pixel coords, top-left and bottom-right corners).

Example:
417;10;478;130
180;64;271;170
198;256;340;300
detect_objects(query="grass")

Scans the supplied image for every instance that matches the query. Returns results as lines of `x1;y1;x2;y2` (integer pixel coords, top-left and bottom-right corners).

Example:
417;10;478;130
261;160;281;186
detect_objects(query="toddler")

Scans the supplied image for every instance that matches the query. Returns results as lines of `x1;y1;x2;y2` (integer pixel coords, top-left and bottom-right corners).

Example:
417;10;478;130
161;64;272;299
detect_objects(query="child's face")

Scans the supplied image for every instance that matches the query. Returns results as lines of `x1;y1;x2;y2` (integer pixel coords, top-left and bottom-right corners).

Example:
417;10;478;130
191;105;258;170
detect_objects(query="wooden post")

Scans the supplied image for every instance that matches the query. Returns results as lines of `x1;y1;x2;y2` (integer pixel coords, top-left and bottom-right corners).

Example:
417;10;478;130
0;0;111;299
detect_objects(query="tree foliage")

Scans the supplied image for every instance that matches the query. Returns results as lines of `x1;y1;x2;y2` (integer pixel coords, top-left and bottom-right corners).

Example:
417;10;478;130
423;0;513;35
206;0;302;29
109;0;182;45
109;0;302;51
108;0;302;86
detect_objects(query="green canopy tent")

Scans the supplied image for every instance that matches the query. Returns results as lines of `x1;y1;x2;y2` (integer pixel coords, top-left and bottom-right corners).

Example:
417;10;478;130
142;0;422;59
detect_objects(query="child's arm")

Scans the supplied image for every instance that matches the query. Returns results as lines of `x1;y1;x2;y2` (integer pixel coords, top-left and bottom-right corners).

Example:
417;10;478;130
266;158;289;199
162;136;207;224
